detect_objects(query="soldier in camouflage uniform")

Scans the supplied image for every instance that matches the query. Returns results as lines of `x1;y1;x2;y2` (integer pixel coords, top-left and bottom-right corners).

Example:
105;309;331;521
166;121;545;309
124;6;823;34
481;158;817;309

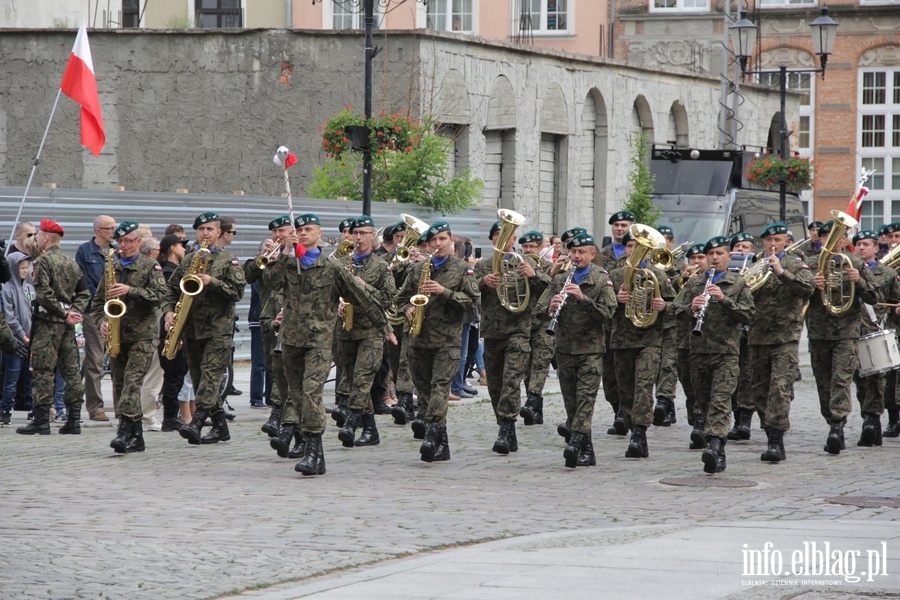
652;225;680;427
476;225;549;454
725;232;758;440
882;222;900;436
162;212;246;446
806;219;879;455
268;213;388;476
852;230;899;447
674;236;755;473
610;227;675;458
259;289;295;456
540;232;616;468
387;220;420;426
91;221;167;452
396;221;478;463
674;244;708;426
17;219;91;436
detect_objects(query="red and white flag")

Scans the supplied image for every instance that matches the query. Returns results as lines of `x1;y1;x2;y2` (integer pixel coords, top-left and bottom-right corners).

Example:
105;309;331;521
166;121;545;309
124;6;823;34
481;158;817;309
60;22;105;157
845;167;874;223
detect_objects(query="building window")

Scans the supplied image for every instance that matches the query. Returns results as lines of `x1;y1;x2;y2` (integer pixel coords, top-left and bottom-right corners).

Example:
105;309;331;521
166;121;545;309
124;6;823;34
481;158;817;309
122;0;140;27
860;67;900;228
650;0;709;11
758;0;815;6
196;0;242;28
518;0;571;34
759;69;814;154
427;0;473;33
332;2;382;29
860;0;899;5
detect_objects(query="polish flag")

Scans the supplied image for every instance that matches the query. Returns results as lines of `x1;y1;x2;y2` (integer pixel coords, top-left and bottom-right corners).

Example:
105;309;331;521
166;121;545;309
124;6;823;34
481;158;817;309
60;22;105;157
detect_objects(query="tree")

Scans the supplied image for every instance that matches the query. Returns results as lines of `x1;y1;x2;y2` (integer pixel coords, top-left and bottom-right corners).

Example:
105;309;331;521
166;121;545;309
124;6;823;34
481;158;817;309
308;108;483;215
623;132;661;227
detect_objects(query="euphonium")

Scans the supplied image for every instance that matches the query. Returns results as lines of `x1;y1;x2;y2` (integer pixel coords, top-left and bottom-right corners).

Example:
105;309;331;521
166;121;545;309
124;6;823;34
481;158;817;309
818;209;858;315
409;253;434;337
255;240;283;269
623;224;666;328
741;248;774;293
491;208;530;314
879;243;900;270
103;247;126;358
162;239;211;360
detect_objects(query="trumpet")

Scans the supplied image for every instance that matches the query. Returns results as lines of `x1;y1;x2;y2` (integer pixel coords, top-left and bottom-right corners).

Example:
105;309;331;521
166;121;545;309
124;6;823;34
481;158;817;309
255;240;283;269
392;214;429;267
329;239;357;260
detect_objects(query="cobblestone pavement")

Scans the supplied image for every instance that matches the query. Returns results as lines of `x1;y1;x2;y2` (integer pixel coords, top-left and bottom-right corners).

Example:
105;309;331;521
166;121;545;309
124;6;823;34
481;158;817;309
2;359;900;599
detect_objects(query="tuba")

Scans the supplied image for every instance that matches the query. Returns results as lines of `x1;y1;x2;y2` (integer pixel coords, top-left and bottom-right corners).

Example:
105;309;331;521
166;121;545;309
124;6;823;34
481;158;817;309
623;224;666;328
817;209;858;315
409;253;434;337
103;248;126;358
491;209;530;313
162;240;211;360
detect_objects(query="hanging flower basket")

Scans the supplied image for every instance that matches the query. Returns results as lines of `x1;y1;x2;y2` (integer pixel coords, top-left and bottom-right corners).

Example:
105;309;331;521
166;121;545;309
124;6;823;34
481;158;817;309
746;156;814;192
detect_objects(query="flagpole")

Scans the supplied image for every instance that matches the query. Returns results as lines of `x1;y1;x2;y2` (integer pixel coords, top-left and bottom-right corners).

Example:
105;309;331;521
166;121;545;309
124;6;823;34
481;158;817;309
9;88;64;245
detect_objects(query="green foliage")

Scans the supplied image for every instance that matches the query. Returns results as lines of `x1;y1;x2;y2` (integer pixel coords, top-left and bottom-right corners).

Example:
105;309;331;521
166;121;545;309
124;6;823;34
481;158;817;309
746;155;814;192
623;132;661;227
309;108;483;215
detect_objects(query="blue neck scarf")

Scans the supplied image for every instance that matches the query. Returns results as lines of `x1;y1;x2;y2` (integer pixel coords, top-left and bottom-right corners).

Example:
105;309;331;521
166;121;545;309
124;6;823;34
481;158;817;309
612;242;626;260
775;251;785;260
867;260;878;270
300;247;321;269
813;241;823;252
432;255;450;270
572;265;592;285
712;269;727;285
352;252;370;265
638;259;647;269
120;254;138;268
880;243;890;254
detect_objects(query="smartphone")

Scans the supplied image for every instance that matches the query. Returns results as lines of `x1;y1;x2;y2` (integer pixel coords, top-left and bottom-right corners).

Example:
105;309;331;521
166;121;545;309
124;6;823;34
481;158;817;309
464;242;473;260
474;248;482;259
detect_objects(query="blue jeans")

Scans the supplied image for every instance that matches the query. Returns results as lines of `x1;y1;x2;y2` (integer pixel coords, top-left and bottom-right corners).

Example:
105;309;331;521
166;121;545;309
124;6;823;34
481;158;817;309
249;326;271;402
1;352;31;412
451;324;471;395
54;369;65;412
474;337;485;372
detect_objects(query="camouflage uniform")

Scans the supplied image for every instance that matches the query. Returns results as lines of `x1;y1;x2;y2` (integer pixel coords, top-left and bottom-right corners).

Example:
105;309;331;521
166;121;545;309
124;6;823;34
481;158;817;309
396;255;478;426
537;267;617;434
161;246;246;413
385;261;414;396
597;244;628;415
31;246;90;410
855;262;899;416
674;270;756;438
245;257;283;407
91;253;167;420
655;264;681;409
259;289;288;411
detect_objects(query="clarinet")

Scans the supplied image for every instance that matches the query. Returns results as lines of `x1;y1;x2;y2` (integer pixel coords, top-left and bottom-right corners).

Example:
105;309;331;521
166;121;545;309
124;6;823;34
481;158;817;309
692;268;716;337
546;271;575;336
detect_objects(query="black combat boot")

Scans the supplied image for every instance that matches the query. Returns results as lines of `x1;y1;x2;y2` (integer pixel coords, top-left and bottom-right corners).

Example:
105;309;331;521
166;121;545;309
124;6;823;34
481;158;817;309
607;407;627;436
261;404;282;437
727;408;753;441
391;391;413;425
577;432;596;467
557;420;572;443
420;422;442;462
665;398;677;426
200;409;231;444
760;428;786;462
520;392;544;426
824;421;844;455
564;432;585;468
16;405;50;435
160;416;185;432
179;408;209;445
884;407;900;437
432;425;451;462
338;409;363;448
373;399;393;415
160;400;183;432
110;418;134;453
58;407;81;434
858;413;882;447
126;420;145;453
492;420;517;455
411;408;427;440
0;410;10;425
270;423;297;458
288;429;306;459
355;412;380;447
294;434;326;476
702;436;726;473
653;398;667;426
330;394;350;427
626;425;649;458
689;416;707;449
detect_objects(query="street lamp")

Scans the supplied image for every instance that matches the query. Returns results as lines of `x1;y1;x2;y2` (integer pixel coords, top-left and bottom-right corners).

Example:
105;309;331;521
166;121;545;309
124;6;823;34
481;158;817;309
312;0;428;217
729;7;838;222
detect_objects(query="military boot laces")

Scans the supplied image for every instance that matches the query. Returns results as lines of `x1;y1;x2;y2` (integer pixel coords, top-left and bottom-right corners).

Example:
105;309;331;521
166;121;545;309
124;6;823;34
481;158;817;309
520;393;541;426
110;418;134;453
492;421;515;455
287;430;306;459
665;398;677;426
294;434;326;476
576;432;596;467
270;423;297;458
564;432;585;468
432;425;451;462
261;404;282;437
354;412;380;447
824;421;844;455
200;410;231;444
338;409;363;448
420;422;442;462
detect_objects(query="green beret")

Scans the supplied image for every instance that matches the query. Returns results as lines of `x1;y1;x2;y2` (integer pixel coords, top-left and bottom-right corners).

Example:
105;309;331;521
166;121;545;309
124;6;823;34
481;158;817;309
808;221;824;230
703;236;730;254
518;230;544;245
760;221;788;238
113;220;140;240
622;230;635;245
685;243;706;258
424;221;451;243
339;218;354;232
657;225;674;236
878;224;889;236
609;210;636;225
818;220;835;236
295;213;320;228
560;227;587;243
488;220;502;240
730;232;754;249
417;231;429;245
268;215;291;230
883;222;900;235
853;229;878;244
350;215;375;231
192;212;220;230
390;221;408;236
567;232;596;249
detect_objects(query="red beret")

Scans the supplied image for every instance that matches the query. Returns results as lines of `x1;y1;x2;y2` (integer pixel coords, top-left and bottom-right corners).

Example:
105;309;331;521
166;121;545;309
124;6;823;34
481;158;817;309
39;219;64;236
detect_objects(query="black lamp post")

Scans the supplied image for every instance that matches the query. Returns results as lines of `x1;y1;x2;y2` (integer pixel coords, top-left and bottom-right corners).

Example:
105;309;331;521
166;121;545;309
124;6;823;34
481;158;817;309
730;7;838;222
312;0;428;217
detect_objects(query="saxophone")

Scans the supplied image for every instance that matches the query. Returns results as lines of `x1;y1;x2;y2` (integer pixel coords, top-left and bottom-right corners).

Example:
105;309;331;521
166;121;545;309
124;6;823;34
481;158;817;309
341;250;355;332
409;253;434;337
103;247;126;358
162;240;211;359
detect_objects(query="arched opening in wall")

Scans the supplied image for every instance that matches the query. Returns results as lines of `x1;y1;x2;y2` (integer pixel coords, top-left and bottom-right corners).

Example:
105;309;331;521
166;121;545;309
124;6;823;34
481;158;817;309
765;113;789;157
632;94;655;148
670;101;689;147
484;75;517;210
435;69;472;180
583;88;608;234
540;83;570;235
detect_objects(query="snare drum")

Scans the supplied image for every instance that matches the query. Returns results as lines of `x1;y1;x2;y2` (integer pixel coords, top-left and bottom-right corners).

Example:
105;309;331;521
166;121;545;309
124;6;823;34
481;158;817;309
857;329;900;377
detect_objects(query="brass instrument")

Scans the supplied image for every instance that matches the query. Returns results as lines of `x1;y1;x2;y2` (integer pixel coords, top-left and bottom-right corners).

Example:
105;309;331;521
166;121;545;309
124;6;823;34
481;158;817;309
340;246;356;332
392;214;429;266
329;239;356;260
741;249;774;293
409;253;434;337
162;239;211;360
672;241;694;261
784;237;808;256
255;241;283;269
817;209;858;315
103;247;126;358
623;224;666;328
879;243;900;270
650;247;676;272
491;209;530;314
674;264;700;290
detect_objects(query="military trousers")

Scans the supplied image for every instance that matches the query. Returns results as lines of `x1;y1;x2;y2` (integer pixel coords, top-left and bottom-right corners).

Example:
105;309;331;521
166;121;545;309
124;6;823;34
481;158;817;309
614;346;661;429
556;351;601;434
809;338;856;424
484;336;529;423
110;339;155;420
655;326;678;401
601;330;620;410
281;344;333;436
184;335;231;412
409;345;459;426
385;323;413;395
676;348;695;418
335;335;384;414
31;320;84;410
748;341;799;432
262;328;285;407
690;352;739;438
854;369;886;416
732;336;753;412
524;321;553;395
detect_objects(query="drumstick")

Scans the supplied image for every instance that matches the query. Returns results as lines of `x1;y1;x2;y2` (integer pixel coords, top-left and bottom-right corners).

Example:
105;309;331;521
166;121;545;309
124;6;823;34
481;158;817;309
875;303;900;308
